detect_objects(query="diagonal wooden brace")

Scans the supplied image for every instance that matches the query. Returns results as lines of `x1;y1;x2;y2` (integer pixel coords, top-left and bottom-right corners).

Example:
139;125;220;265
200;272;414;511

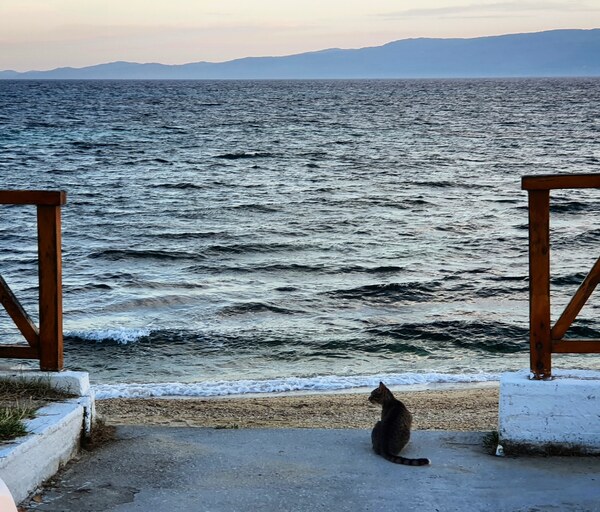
0;274;39;347
552;256;600;341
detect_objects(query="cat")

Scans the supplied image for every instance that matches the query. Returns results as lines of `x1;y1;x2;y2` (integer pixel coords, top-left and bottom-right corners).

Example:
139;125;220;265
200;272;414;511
369;381;430;466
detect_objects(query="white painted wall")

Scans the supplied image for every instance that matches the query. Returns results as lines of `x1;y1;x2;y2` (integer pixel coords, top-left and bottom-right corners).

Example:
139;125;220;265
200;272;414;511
499;369;600;451
0;370;94;504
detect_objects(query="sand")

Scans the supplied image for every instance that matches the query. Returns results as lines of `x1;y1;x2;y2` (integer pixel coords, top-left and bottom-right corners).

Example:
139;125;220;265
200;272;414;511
96;385;499;431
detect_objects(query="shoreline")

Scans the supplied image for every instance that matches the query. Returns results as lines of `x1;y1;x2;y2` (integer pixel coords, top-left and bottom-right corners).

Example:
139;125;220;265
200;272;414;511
91;374;501;400
96;383;500;431
174;379;501;400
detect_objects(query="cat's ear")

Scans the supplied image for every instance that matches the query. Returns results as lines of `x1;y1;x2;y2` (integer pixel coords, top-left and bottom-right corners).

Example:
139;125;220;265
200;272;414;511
378;381;384;389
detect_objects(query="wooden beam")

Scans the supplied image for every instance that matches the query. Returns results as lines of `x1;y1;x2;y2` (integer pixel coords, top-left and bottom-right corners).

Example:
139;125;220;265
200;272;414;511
0;190;66;206
37;205;64;371
0;275;39;347
522;174;600;191
528;189;552;379
552;340;600;353
552;256;600;341
0;345;38;359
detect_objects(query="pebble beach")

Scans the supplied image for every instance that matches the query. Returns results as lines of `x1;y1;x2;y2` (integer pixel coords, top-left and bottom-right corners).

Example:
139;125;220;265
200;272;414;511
96;384;499;431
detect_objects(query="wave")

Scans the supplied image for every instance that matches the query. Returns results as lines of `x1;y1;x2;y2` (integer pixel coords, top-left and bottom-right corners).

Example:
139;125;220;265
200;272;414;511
92;371;500;399
367;320;528;353
339;265;405;274
205;242;304;255
411;180;455;188
552;272;588;287
230;204;279;213
570;228;600;247
215;152;274;160
66;328;151;345
561;319;600;339
25;121;61;128
474;285;528;298
551;200;600;214
70;141;120;150
157;125;187;133
328;282;439;302
185;262;326;274
64;282;113;292
188;263;405;275
101;295;201;313
88;249;201;261
145;231;222;241
121;280;204;290
220;302;301;316
157;182;202;189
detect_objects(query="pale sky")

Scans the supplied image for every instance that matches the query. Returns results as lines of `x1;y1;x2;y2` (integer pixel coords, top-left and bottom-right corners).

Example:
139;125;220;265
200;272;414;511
1;0;599;71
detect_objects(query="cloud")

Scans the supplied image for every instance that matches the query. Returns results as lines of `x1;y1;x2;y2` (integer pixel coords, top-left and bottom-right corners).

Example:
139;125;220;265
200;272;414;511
380;1;600;19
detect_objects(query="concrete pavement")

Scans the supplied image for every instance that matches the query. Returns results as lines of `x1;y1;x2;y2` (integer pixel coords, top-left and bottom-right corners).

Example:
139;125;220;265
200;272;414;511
23;427;600;512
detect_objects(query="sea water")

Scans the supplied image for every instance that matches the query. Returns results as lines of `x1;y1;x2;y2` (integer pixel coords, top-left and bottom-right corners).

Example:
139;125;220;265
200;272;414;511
1;79;599;398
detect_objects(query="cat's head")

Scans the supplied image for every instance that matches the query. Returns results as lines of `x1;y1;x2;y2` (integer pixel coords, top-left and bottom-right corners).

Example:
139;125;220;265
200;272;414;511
368;381;391;404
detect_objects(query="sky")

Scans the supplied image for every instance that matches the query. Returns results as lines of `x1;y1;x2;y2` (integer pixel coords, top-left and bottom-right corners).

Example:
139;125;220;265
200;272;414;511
1;0;599;72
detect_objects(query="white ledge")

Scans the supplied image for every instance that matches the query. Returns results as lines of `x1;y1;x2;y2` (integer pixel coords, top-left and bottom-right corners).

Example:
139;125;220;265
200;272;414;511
0;370;95;504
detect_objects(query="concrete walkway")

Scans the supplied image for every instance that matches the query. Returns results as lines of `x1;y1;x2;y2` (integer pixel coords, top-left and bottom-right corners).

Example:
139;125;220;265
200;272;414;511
24;427;600;512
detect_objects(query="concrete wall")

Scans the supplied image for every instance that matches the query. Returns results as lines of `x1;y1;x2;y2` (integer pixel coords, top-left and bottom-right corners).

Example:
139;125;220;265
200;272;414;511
499;369;600;453
0;402;84;504
0;370;94;504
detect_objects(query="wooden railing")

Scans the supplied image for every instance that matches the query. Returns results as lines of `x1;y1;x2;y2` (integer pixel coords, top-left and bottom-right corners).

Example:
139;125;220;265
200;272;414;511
523;174;600;379
0;190;66;371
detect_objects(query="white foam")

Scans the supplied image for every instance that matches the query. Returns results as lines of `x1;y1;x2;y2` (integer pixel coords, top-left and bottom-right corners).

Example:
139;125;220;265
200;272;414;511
93;372;500;399
65;328;151;344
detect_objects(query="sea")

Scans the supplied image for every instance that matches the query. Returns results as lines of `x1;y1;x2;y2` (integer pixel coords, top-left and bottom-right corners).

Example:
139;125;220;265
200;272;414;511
1;78;599;399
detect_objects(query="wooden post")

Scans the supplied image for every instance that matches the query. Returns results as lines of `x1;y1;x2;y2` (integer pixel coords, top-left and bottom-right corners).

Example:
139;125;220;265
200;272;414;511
528;190;551;379
0;190;66;369
37;205;64;371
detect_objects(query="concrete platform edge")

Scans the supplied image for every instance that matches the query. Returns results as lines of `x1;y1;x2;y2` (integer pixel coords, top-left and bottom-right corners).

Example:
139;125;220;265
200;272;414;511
499;369;600;453
0;370;94;504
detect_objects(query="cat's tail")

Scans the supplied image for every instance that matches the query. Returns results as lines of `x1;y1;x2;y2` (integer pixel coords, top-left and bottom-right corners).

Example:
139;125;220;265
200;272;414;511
383;453;431;466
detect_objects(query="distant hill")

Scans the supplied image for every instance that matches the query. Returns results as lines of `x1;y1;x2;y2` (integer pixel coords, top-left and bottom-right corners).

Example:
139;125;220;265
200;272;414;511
2;29;600;80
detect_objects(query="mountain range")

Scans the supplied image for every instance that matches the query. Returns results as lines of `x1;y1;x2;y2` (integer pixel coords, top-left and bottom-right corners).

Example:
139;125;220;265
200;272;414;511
1;29;599;80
